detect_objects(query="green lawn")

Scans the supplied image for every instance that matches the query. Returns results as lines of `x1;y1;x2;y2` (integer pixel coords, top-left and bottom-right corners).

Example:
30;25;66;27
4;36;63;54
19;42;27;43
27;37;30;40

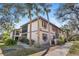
4;48;40;56
0;40;40;56
0;40;5;47
67;41;79;56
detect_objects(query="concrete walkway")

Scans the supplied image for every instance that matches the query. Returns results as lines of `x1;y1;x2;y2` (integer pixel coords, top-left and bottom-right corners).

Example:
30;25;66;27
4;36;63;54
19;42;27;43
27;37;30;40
45;42;73;56
30;46;59;56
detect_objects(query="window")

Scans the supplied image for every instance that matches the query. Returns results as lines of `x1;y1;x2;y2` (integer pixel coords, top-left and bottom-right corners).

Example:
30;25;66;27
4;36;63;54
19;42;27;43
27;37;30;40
42;21;47;29
42;33;47;41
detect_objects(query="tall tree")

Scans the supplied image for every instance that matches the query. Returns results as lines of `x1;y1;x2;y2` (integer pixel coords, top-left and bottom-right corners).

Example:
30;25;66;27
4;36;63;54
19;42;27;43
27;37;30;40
33;4;40;46
15;3;34;46
0;3;23;43
33;4;44;46
0;3;20;34
61;25;70;41
56;3;79;33
40;4;52;46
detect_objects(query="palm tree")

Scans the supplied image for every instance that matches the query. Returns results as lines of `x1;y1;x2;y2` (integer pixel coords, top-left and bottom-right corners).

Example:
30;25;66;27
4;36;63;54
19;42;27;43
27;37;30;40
23;4;34;46
28;9;33;46
40;4;52;46
15;3;34;46
33;4;43;47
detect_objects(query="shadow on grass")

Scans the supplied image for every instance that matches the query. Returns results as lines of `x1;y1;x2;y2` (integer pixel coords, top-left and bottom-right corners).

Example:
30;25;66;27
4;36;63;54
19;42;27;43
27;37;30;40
0;41;55;56
0;45;41;56
67;41;79;56
0;45;51;56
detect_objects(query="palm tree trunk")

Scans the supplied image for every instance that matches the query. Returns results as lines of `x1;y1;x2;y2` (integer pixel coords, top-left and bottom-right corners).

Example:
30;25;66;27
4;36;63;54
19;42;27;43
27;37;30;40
46;12;51;46
29;10;32;46
66;30;69;42
37;15;40;47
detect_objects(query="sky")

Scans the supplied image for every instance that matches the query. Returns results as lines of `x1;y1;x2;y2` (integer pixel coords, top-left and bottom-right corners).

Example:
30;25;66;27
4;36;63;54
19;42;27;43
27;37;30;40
0;3;64;31
15;3;63;29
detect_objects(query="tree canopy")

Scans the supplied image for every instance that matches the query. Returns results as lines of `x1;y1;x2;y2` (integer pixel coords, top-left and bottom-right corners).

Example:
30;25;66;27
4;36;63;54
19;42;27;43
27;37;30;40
56;3;79;32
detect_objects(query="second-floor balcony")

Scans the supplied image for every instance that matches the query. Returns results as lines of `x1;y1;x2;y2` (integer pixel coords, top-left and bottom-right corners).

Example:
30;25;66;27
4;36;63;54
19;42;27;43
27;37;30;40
22;29;27;33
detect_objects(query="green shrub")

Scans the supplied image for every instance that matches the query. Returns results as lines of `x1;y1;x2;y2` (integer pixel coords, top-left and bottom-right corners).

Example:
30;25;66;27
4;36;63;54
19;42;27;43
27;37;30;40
69;36;79;41
4;39;17;46
74;36;79;41
72;36;79;41
2;31;10;41
20;38;35;45
58;36;65;45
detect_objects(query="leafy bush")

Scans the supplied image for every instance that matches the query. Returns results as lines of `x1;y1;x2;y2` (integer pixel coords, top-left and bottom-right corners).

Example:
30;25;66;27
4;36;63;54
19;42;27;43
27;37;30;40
68;35;79;41
73;36;79;41
75;36;79;41
2;31;10;41
58;36;65;45
4;39;17;46
20;38;35;45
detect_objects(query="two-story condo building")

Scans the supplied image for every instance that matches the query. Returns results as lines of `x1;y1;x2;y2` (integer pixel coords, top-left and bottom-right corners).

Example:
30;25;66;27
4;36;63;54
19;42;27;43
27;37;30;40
12;16;64;46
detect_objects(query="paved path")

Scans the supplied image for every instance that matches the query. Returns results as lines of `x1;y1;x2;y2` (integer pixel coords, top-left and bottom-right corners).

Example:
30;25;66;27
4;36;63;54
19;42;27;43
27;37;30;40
30;46;59;56
45;42;73;56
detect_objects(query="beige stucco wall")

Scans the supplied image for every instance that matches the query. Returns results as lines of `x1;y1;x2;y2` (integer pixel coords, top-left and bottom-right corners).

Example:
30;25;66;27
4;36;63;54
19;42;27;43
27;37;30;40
27;19;39;45
27;18;60;45
40;19;56;33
